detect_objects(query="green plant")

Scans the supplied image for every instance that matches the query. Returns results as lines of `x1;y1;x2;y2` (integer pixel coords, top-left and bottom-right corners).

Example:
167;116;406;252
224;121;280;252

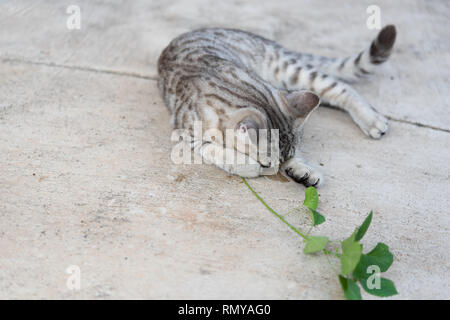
242;177;398;300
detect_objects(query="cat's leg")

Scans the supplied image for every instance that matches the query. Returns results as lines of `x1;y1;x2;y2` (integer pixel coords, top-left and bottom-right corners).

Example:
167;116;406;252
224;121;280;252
299;72;388;139
191;139;263;178
257;26;395;139
274;65;388;139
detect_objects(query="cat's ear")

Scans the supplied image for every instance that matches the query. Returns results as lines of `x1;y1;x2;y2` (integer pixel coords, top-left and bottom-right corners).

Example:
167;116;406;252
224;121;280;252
226;109;266;144
237;117;259;144
280;90;320;124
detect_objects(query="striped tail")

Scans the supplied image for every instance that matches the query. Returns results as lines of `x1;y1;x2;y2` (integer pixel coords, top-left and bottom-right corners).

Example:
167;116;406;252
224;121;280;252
316;25;397;82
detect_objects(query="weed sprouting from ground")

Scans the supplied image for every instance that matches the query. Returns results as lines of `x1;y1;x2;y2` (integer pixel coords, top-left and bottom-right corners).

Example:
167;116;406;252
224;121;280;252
242;177;398;300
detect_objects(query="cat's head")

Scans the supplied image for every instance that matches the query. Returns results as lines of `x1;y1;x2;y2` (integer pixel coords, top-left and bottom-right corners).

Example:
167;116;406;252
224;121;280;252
227;90;320;166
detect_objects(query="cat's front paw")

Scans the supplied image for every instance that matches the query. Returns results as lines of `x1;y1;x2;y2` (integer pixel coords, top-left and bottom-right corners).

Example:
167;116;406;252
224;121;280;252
355;108;389;139
282;159;323;187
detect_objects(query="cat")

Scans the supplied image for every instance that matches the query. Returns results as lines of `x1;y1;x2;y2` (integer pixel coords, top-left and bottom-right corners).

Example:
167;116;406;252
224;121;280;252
157;25;396;187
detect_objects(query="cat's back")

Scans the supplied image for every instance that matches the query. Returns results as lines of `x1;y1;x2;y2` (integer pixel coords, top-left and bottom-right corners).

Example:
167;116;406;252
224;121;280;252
157;28;288;135
157;28;271;76
157;28;273;111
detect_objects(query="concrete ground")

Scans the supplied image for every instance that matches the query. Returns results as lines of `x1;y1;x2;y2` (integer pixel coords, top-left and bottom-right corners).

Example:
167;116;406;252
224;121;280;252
0;0;449;299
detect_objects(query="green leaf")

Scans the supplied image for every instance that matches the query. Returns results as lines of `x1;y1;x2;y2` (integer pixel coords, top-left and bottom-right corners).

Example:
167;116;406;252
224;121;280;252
341;231;356;252
366;242;394;272
341;240;363;275
352;254;372;280
309;208;326;226
360;277;398;297
354;242;394;280
304;236;328;254
355;211;373;241
339;275;362;300
303;187;318;210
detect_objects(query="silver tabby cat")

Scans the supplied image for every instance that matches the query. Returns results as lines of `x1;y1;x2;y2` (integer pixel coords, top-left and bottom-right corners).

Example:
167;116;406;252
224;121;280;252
157;25;396;187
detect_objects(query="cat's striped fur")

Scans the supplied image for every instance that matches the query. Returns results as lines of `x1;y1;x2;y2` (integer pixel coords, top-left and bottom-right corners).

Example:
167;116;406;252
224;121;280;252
158;25;397;186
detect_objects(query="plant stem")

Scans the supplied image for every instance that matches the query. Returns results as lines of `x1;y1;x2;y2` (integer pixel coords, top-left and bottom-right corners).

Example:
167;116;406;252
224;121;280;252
324;249;340;276
241;177;307;240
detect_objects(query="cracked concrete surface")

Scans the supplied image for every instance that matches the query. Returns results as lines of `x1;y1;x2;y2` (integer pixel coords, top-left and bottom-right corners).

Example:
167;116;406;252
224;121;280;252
0;0;449;299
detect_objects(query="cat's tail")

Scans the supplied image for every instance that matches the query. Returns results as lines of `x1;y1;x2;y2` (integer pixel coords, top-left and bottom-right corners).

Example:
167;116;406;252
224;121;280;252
315;25;397;82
